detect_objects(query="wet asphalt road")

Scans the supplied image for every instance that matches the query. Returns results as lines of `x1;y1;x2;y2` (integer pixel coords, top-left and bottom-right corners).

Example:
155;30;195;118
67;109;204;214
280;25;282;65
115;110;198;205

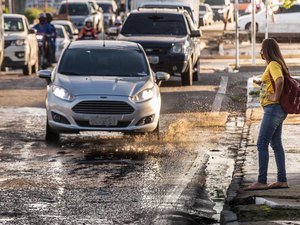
0;69;255;225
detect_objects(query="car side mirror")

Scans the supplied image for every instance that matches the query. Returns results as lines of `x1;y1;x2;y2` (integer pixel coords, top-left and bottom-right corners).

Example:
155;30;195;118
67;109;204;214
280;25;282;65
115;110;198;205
38;70;52;84
156;71;170;81
73;29;79;35
29;28;36;34
190;30;201;38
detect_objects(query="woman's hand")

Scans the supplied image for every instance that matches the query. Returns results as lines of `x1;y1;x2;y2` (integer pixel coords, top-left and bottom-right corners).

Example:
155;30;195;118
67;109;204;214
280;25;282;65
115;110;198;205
266;93;278;102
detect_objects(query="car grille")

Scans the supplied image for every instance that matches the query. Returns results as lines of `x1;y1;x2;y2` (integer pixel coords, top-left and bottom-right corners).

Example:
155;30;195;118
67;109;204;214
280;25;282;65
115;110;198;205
72;101;134;115
75;120;131;128
4;40;12;48
144;47;170;55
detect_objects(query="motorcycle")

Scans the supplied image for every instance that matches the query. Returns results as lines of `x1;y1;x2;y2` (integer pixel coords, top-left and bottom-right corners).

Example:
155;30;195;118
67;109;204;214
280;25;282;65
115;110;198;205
36;33;52;69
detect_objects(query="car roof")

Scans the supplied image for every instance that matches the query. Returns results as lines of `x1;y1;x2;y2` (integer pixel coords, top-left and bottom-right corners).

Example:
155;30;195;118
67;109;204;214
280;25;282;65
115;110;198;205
61;0;90;4
54;24;65;29
68;40;141;50
52;20;72;25
3;13;25;18
130;8;187;15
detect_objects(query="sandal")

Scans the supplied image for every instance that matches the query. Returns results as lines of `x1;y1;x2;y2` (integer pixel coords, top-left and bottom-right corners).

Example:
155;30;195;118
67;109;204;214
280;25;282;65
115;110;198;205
244;182;268;191
267;182;289;189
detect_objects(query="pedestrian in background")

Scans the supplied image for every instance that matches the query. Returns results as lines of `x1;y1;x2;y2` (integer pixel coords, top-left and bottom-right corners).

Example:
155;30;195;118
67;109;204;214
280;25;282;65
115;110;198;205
245;38;289;191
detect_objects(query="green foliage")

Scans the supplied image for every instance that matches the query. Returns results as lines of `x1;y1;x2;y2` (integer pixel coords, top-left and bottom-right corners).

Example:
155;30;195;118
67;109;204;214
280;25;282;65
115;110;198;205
3;7;9;13
283;0;297;8
24;7;42;24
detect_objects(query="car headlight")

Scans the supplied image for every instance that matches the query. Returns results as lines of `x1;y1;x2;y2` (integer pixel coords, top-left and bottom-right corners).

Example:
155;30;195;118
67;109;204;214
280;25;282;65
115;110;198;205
132;87;154;103
218;9;224;14
171;41;189;54
51;85;75;101
14;39;27;46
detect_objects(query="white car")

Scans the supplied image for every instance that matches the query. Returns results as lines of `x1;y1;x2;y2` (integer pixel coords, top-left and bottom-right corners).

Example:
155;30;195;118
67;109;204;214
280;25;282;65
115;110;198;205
96;0;118;26
239;3;300;33
54;24;70;62
52;20;79;40
38;40;170;141
2;14;39;75
58;0;104;33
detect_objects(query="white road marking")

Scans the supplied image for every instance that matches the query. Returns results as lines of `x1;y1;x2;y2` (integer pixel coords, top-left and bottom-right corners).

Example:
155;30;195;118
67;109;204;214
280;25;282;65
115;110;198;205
211;76;228;112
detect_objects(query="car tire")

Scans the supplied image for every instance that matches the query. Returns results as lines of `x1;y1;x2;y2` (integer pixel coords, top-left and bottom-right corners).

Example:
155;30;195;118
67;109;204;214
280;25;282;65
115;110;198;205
181;58;193;86
245;22;258;33
193;58;200;82
22;63;32;76
46;120;60;142
32;58;39;74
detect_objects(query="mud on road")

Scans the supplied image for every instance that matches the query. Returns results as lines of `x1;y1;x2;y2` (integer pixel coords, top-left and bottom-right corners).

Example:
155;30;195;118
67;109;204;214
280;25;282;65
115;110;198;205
0;71;248;224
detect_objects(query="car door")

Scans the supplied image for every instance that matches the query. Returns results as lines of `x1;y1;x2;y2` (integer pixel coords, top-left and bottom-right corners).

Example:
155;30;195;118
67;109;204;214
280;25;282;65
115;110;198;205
24;17;38;65
269;4;300;33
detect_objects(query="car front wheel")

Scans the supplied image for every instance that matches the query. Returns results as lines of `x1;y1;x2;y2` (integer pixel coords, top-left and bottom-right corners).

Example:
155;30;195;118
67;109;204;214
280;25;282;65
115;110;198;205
181;58;193;86
46;120;60;142
22;63;32;76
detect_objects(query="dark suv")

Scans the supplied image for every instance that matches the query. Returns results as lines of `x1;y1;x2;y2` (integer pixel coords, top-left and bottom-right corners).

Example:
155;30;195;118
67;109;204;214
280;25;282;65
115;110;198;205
117;8;201;86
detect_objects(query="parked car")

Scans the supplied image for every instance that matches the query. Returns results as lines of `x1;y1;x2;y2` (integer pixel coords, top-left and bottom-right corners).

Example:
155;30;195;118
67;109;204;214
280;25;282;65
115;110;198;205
58;0;104;33
52;19;79;40
53;24;70;61
204;0;234;23
38;40;170;141
96;0;118;27
238;3;300;34
199;3;214;26
2;14;38;75
117;8;201;86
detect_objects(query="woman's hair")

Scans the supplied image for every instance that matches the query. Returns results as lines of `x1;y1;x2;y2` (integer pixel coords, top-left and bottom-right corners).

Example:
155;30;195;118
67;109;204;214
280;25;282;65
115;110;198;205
262;38;289;76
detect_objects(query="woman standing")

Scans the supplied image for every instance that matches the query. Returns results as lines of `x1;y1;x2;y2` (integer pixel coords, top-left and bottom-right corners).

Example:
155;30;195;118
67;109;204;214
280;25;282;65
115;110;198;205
245;38;289;191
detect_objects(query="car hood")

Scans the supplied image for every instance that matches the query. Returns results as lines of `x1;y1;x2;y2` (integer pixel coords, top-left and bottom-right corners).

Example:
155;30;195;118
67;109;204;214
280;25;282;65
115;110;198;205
4;32;27;40
117;34;186;48
55;74;151;97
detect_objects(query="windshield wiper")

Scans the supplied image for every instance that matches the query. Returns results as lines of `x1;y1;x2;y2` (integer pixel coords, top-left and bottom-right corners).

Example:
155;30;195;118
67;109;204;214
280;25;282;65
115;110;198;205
59;71;81;75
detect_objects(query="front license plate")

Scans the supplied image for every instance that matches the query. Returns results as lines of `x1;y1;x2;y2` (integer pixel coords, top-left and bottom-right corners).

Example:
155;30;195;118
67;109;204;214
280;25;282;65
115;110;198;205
89;116;117;126
148;56;159;64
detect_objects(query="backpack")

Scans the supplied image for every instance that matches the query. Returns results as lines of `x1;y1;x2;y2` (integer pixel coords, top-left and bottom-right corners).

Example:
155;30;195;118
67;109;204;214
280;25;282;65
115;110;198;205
270;73;300;114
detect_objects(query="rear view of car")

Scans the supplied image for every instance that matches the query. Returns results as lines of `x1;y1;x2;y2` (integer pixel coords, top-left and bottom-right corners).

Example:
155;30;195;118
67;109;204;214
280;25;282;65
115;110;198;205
96;0;118;26
38;40;169;141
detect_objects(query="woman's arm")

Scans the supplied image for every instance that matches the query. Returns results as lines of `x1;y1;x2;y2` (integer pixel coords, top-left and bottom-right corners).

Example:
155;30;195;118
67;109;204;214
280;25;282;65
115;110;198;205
267;77;284;102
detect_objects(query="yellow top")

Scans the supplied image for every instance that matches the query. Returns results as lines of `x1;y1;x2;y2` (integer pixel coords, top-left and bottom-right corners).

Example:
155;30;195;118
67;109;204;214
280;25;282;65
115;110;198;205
260;61;284;107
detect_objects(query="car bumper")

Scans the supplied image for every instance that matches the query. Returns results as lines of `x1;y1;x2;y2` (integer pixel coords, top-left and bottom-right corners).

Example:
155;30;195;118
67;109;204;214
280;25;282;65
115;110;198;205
147;53;189;74
2;45;29;68
46;93;161;133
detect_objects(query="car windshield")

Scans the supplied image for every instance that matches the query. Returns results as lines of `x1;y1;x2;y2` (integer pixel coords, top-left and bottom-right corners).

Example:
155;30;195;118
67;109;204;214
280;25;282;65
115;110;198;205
98;3;113;13
59;3;89;15
4;17;24;32
204;0;225;5
120;13;187;36
58;48;149;76
62;25;72;35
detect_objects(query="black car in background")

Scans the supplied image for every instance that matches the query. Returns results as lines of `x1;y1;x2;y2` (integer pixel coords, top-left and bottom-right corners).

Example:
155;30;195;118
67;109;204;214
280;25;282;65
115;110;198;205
117;8;201;86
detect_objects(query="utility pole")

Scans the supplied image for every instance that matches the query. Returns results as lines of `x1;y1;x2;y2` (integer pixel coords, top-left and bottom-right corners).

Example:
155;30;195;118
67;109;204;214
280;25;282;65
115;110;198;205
265;0;269;39
234;0;240;70
251;0;256;65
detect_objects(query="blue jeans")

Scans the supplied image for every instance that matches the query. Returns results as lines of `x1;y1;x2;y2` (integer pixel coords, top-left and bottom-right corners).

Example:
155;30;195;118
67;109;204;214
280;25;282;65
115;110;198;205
257;104;287;184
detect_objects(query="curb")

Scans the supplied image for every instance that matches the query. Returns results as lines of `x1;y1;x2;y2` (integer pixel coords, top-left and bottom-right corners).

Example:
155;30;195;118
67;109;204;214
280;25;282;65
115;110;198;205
220;109;251;225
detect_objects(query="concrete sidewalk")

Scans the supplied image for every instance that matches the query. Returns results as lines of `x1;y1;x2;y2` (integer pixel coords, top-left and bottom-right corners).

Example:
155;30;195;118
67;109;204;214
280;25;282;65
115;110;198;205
221;76;300;224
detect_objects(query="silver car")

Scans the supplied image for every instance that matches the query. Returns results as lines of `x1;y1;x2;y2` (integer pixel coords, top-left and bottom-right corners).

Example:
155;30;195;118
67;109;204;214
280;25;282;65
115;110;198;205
39;40;169;141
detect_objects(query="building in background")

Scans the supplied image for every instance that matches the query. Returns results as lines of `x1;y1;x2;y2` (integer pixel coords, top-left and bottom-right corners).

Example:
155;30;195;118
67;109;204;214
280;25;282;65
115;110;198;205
25;0;62;10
